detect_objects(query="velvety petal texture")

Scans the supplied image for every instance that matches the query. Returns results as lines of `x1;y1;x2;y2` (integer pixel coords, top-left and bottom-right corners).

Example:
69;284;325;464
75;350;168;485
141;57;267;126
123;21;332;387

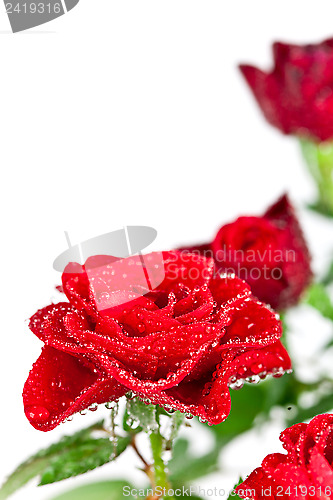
23;251;290;431
179;195;312;310
236;414;333;500
239;37;333;142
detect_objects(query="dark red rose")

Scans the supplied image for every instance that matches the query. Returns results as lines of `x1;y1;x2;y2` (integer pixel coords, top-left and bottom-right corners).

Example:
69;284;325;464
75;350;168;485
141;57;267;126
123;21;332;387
179;195;312;310
240;38;333;142
23;251;291;431
236;413;333;500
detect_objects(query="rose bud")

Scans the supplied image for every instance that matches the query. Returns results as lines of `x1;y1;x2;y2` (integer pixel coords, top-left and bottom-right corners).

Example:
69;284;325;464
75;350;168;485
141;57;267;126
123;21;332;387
240;38;333;216
179;195;312;310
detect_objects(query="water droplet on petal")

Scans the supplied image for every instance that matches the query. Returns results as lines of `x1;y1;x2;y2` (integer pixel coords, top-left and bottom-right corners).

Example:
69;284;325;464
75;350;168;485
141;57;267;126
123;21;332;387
137;323;146;334
272;367;285;378
26;406;50;422
246;375;260;384
88;403;98;412
229;379;244;390
251;362;264;375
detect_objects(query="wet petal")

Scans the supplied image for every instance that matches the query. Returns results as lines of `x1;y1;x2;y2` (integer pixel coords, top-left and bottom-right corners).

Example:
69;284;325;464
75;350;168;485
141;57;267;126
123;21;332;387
229;340;291;382
89;322;225;394
160;251;215;291
309;451;333;491
209;274;251;309
173;286;215;324
222;299;282;347
29;302;80;342
236;468;274;500
23;346;126;431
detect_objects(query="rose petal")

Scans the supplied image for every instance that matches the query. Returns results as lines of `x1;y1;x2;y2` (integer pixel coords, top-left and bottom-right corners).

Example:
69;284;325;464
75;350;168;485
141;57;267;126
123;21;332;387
221;299;282;347
23;346;126;431
236;468;274;500
209;274;251;309
29;302;87;341
228;340;291;381
309;450;333;492
272;464;312;499
179;301;286;383
160;251;215;291
88;322;226;394
173;286;215;324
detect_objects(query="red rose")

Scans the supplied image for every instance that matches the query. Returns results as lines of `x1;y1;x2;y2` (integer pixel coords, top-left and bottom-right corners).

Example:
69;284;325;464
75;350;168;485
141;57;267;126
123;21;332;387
179;195;312;310
240;38;333;142
23;251;291;431
236;413;333;500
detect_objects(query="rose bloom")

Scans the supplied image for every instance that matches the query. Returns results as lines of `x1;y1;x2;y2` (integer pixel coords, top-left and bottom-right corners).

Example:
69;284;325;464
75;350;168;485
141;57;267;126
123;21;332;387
23;252;291;431
236;413;333;500
179;195;312;310
240;38;333;142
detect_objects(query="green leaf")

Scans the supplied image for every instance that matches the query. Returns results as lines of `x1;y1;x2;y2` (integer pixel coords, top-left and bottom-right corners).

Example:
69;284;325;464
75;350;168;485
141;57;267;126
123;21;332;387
305;283;333;321
169;438;219;485
227;493;242;500
50;480;135;500
228;477;244;500
0;455;49;500
0;422;131;500
125;397;158;433
227;478;243;500
39;435;130;486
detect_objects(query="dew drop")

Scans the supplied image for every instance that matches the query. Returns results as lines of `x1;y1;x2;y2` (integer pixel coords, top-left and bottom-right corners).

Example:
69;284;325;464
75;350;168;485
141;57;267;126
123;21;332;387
163;405;174;413
229;379;244;390
238;366;248;377
246;375;260;384
137;323;146;334
26;406;50;422
251;362;264;375
88;403;98;412
272;367;285;378
105;402;118;410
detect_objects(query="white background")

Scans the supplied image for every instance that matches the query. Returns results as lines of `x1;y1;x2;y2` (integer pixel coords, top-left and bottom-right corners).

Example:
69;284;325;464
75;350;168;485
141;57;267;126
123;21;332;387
1;1;333;498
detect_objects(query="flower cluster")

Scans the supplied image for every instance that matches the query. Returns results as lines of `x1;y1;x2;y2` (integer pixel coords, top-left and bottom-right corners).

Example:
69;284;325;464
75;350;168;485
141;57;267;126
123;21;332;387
23;251;290;431
17;29;333;500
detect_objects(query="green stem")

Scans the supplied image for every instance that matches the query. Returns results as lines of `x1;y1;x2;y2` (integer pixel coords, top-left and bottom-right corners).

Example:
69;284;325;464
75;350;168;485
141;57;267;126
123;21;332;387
300;138;333;217
149;431;173;499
